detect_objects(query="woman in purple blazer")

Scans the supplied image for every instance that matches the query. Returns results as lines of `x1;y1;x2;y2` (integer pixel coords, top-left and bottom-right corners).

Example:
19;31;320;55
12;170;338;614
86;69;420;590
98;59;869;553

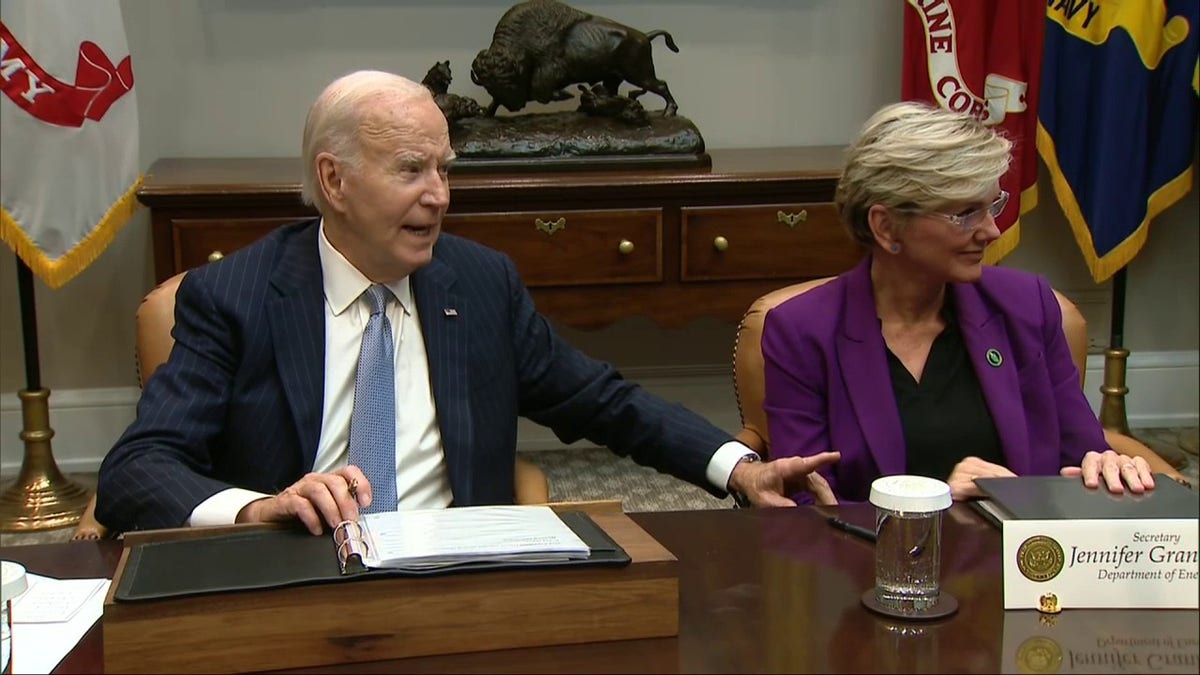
761;101;1155;504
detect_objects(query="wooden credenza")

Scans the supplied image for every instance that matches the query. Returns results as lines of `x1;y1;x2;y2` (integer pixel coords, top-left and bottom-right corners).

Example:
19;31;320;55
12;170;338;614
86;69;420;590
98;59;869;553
139;148;863;330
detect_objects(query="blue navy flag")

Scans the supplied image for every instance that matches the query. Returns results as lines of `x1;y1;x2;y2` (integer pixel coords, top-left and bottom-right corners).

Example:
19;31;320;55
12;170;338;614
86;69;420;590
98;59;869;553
1037;0;1198;283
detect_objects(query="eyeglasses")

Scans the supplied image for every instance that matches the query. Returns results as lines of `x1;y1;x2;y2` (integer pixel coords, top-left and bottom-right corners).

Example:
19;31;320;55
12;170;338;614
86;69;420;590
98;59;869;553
925;190;1009;233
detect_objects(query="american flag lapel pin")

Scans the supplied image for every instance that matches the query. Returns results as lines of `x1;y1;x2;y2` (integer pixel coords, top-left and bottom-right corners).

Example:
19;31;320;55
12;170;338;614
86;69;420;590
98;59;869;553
443;308;458;317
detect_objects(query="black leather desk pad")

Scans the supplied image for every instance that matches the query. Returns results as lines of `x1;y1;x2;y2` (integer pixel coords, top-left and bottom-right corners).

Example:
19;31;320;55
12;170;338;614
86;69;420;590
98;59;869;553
975;474;1199;522
114;510;630;602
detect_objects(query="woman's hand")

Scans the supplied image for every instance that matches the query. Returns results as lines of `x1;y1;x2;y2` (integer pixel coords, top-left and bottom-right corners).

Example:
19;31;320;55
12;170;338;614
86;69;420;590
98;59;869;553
1061;450;1154;494
945;456;1017;500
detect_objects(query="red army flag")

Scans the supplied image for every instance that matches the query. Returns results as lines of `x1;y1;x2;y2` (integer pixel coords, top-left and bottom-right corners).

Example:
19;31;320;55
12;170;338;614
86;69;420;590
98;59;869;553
0;0;141;288
901;0;1044;263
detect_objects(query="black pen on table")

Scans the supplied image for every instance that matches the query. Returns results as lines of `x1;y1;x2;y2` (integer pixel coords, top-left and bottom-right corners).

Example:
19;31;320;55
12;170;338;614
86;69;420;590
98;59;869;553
826;516;877;544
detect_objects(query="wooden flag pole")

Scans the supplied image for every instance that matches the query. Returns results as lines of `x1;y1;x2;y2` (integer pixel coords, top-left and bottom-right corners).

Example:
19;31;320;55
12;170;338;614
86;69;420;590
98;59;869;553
1098;268;1132;435
0;254;90;531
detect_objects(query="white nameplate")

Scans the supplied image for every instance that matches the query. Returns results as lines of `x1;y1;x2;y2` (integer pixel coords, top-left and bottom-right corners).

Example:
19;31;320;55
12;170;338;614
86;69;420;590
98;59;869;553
1002;519;1199;610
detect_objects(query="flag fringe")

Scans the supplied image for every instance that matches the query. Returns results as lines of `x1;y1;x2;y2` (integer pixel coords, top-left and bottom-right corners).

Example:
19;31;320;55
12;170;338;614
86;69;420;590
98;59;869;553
1036;122;1193;284
984;223;1019;264
0;176;143;289
983;182;1037;265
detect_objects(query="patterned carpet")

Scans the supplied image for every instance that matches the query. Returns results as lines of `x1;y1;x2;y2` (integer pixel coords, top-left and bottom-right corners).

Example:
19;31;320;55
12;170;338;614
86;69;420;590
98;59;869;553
1;427;1195;547
528;447;734;512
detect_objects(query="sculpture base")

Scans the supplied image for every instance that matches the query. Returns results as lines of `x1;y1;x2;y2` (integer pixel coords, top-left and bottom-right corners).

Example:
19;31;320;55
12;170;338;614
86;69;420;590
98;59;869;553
452;151;711;173
450;110;709;173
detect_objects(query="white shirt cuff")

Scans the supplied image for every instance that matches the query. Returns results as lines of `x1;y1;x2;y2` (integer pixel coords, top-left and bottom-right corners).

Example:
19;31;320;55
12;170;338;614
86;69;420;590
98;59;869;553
188;488;271;527
706;441;757;494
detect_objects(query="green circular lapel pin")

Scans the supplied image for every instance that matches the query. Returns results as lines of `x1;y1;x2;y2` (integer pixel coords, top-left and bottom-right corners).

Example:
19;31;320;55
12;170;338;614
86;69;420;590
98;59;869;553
986;348;1003;367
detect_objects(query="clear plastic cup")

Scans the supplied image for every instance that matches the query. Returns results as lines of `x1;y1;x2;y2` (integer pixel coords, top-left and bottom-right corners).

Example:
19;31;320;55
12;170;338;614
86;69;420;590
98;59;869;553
1;561;28;674
869;476;952;613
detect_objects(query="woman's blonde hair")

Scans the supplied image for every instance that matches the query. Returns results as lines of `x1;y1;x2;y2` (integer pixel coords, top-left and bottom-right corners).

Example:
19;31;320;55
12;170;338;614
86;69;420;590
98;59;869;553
835;100;1012;248
300;70;431;213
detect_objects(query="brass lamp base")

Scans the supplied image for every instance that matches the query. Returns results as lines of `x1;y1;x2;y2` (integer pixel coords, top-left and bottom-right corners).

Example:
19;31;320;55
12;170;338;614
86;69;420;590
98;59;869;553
0;389;90;532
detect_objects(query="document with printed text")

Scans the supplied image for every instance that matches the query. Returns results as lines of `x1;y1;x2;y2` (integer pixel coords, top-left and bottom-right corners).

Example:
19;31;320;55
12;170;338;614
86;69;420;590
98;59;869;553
336;504;591;573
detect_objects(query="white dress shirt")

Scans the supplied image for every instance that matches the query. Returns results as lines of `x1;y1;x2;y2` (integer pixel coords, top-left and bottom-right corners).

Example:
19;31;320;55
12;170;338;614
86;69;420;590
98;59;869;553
189;222;751;525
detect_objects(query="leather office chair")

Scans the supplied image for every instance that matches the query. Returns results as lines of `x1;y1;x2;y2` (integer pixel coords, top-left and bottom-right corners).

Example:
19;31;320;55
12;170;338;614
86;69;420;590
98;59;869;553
731;278;1186;484
73;272;550;539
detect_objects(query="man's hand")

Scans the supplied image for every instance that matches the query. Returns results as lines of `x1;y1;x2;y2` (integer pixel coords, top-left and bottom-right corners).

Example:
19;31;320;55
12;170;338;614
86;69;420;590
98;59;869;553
946;456;1016;500
1062;450;1154;494
728;451;841;507
236;466;371;535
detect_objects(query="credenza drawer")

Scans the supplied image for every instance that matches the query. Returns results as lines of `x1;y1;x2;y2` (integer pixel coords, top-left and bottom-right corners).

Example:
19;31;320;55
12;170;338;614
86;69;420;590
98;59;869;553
680;203;861;281
443;208;662;287
174;217;297;271
143;150;851;329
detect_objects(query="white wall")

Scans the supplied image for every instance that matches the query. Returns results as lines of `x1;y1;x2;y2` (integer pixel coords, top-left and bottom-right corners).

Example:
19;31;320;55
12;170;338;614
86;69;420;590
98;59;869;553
1;1;1196;471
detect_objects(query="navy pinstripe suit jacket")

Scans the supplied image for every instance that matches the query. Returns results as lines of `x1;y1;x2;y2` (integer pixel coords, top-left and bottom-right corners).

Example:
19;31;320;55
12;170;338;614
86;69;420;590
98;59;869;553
96;219;732;531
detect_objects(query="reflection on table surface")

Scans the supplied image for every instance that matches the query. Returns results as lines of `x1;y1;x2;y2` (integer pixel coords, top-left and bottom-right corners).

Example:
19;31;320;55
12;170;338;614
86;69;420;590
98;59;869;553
5;503;1197;674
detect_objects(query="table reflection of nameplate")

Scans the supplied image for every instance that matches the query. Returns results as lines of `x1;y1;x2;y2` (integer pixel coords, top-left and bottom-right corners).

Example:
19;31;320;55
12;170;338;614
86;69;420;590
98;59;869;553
1002;609;1200;674
1000;519;1198;610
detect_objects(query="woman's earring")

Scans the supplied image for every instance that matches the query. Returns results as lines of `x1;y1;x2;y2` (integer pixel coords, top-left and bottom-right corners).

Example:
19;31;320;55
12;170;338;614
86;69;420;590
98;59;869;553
890;243;901;254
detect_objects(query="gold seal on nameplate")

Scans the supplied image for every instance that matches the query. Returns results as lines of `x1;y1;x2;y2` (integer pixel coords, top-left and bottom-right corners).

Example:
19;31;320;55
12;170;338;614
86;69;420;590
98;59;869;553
1016;635;1063;674
1017;535;1065;582
1037;592;1062;614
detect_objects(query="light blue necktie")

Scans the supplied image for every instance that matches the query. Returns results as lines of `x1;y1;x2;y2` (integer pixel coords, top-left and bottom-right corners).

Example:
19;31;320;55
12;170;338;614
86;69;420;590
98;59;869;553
347;284;397;514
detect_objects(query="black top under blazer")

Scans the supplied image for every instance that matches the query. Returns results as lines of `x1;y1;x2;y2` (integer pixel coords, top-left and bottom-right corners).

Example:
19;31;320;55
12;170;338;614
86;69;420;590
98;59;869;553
96;219;731;531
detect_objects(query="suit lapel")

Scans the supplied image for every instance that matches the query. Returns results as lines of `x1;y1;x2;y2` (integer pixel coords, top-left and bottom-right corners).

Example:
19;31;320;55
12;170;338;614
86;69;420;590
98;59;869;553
952;282;1031;473
837;258;907;477
412;257;472;501
267;223;326;470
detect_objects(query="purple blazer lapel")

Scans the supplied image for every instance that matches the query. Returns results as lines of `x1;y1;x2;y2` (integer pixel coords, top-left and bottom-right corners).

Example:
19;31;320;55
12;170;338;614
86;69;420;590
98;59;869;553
837;258;907;477
952;282;1032;473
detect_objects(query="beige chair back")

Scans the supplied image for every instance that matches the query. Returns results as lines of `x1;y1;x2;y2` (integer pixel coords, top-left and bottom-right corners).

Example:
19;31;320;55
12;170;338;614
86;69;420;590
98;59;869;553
136;273;186;387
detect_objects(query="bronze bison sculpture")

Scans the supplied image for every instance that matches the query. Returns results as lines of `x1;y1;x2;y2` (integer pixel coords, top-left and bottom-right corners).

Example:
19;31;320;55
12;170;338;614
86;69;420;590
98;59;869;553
470;0;680;117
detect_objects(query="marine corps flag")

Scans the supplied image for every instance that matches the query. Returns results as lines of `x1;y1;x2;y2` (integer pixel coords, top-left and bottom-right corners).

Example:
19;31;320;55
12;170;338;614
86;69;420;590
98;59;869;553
1038;0;1198;283
902;0;1044;262
0;0;141;289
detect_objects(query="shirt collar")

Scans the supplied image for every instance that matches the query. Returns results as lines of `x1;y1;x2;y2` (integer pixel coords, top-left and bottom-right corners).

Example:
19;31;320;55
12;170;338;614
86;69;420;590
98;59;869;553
318;219;412;317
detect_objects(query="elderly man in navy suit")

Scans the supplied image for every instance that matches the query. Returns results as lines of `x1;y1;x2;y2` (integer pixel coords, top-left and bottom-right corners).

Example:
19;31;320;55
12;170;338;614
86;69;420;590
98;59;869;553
96;70;839;534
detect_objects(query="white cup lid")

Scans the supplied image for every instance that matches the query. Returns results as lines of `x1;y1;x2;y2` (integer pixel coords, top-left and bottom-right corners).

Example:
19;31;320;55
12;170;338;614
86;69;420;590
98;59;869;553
869;475;952;513
1;561;28;602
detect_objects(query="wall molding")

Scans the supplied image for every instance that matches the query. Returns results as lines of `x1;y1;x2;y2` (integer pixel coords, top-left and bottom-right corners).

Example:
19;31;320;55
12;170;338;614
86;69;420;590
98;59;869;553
3;352;1195;474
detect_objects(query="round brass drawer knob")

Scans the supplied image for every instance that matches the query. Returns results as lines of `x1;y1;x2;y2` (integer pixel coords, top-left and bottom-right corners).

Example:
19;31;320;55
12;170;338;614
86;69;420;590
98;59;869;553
207;250;225;262
713;236;729;252
618;239;635;255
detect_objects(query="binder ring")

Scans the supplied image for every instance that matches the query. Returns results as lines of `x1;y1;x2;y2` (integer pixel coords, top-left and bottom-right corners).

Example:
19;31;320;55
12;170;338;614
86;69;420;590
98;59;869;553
333;519;362;547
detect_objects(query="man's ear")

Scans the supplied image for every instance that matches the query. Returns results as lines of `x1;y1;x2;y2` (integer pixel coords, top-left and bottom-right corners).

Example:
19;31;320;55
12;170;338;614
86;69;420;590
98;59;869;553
867;204;900;252
316;152;346;213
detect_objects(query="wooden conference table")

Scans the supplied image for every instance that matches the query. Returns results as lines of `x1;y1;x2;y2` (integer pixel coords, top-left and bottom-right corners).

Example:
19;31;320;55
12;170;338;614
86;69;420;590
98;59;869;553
11;503;1198;673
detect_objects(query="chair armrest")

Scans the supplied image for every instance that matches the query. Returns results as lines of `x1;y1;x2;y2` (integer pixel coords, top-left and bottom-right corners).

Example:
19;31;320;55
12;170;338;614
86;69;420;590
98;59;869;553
515;456;550;504
1105;429;1190;487
70;495;112;541
734;429;767;459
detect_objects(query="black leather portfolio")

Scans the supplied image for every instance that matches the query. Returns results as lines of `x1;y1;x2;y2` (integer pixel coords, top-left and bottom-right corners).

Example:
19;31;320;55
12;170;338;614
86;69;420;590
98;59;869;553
113;510;630;602
972;474;1200;527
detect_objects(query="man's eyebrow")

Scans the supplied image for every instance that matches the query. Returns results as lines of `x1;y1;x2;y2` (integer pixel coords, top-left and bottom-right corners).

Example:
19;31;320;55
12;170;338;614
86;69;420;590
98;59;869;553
393;151;426;164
